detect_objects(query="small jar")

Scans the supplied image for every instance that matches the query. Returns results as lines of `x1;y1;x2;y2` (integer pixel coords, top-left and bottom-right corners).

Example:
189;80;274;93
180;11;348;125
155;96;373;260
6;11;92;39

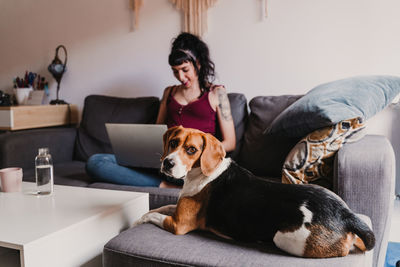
35;147;54;195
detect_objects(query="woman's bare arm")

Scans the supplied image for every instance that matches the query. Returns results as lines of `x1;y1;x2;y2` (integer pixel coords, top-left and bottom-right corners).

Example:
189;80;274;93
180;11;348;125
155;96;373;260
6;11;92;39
211;86;236;152
156;87;173;124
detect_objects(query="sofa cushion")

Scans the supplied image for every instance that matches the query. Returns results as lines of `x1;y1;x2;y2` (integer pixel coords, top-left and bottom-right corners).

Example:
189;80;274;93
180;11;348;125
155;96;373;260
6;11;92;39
89;182;180;209
22;161;91;187
0;128;77;171
268;75;400;138
75;95;160;161
103;222;372;267
238;95;302;177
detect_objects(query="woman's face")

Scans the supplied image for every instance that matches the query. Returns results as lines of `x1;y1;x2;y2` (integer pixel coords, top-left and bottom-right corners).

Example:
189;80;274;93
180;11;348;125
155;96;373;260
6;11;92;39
171;61;198;89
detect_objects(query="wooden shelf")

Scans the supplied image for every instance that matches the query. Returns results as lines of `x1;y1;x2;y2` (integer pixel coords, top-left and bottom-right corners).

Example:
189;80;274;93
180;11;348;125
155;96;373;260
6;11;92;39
0;104;78;131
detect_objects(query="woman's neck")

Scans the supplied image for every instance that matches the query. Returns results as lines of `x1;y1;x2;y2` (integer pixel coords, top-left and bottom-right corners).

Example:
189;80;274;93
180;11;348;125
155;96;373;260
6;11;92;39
187;79;201;92
182;81;201;96
177;82;203;104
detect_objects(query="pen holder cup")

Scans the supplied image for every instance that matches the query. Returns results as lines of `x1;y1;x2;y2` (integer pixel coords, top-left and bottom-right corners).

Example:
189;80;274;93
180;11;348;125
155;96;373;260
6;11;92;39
14;88;33;105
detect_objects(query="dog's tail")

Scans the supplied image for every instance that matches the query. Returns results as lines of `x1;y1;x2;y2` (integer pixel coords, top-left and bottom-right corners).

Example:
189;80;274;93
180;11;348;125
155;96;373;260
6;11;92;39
345;213;375;251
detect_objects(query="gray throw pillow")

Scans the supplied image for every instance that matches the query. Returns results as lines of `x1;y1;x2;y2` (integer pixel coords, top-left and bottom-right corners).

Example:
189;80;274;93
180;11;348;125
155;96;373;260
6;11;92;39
267;75;400;138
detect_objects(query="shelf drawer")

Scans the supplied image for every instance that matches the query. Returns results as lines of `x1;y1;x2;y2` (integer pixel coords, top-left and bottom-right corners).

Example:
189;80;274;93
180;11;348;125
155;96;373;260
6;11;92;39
0;105;78;130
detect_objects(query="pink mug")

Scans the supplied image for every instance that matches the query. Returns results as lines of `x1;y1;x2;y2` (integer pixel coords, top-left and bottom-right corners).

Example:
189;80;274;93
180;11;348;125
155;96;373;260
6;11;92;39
0;167;23;192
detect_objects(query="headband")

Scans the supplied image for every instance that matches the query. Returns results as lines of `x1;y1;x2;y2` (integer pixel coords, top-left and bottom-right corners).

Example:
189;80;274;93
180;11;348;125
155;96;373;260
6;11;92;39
177;49;196;61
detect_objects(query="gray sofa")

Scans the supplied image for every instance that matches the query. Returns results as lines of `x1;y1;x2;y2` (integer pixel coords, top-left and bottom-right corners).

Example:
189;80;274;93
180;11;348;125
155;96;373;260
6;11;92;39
0;94;395;267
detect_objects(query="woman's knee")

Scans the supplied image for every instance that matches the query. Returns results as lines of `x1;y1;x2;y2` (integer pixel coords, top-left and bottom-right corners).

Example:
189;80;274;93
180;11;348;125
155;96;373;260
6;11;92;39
86;154;116;173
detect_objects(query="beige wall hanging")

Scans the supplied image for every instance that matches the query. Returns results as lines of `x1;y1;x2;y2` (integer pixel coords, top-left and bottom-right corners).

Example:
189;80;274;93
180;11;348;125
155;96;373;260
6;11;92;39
129;0;143;31
170;0;217;36
261;0;268;19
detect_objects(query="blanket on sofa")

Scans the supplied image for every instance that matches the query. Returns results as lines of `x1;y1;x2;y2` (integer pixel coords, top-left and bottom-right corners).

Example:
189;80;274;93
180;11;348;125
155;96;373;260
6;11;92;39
281;117;365;186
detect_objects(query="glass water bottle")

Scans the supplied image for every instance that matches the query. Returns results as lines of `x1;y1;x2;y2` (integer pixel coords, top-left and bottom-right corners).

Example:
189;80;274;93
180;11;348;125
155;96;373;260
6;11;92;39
35;147;54;195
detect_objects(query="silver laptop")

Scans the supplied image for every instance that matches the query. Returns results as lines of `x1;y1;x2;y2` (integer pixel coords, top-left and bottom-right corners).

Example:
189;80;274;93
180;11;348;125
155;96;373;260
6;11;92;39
105;123;168;169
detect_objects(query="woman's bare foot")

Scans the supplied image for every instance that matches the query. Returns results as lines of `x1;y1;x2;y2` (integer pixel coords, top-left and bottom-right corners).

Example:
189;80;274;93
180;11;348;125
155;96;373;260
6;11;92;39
159;180;182;189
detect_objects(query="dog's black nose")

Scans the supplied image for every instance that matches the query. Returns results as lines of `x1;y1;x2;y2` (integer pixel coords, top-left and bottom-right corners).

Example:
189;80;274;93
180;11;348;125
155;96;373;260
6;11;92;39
163;158;175;170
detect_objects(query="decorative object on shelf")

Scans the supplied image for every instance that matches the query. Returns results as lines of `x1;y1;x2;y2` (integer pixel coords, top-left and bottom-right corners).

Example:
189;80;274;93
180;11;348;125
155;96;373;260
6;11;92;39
129;0;143;31
170;0;217;36
0;91;12;106
48;45;68;105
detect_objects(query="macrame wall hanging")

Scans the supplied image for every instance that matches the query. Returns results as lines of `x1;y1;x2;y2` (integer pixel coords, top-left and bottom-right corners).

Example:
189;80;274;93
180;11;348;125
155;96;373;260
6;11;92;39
129;1;267;33
261;0;268;19
170;0;217;36
129;0;143;31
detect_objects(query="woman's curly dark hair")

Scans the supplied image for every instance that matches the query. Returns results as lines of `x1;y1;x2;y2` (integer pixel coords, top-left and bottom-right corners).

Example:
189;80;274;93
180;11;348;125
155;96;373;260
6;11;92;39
168;32;215;91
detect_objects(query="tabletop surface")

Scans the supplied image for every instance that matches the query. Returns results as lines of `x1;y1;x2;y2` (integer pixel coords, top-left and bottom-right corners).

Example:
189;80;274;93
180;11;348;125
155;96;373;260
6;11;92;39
0;182;148;247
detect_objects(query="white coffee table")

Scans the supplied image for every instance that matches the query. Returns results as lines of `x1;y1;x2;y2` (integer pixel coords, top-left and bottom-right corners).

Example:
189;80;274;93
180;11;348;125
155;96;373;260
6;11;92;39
0;182;149;267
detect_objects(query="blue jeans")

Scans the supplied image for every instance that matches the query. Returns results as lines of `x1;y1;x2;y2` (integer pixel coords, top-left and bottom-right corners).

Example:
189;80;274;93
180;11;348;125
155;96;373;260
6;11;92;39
86;154;163;187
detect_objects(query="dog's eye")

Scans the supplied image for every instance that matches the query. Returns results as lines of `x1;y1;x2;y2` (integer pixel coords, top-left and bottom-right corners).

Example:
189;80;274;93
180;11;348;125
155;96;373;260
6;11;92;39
186;146;197;155
169;139;179;149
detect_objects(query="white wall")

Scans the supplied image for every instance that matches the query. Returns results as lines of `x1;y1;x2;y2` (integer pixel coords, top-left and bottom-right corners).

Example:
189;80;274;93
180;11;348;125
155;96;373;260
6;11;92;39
1;0;399;193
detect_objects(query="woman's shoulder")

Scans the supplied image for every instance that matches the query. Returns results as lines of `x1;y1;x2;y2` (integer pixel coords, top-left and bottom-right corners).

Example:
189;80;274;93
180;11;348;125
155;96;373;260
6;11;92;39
210;83;226;91
209;84;227;97
164;85;178;93
208;84;227;108
162;85;180;100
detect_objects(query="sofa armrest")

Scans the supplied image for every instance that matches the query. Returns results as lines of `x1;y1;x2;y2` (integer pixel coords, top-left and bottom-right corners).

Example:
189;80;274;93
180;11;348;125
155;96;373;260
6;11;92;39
0;127;77;170
334;134;395;267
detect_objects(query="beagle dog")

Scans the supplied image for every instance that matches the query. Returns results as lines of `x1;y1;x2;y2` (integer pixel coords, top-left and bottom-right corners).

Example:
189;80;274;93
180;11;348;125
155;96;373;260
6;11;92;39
134;126;375;258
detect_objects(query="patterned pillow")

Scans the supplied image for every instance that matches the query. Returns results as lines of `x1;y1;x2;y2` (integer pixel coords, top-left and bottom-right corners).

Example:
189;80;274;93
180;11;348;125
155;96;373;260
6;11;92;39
268;75;400;138
281;117;366;188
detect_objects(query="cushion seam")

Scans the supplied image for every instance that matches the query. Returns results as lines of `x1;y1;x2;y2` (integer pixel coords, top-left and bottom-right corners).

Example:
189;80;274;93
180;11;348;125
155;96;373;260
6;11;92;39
104;246;195;267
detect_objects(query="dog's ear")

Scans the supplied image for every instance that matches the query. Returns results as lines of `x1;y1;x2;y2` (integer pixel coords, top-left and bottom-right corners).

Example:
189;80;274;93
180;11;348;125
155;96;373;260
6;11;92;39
200;133;226;176
161;126;182;160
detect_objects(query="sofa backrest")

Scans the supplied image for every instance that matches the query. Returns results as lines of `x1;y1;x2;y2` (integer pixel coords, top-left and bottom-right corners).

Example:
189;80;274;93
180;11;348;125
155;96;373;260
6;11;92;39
75;94;306;178
74;93;248;162
238;95;303;178
74;95;160;161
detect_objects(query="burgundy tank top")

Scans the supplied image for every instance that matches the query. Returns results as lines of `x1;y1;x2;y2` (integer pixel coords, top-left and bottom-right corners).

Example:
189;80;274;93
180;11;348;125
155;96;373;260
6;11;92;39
166;89;217;136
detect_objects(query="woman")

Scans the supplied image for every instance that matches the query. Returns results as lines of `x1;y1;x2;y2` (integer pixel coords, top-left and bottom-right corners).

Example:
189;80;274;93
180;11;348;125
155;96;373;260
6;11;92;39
86;32;236;188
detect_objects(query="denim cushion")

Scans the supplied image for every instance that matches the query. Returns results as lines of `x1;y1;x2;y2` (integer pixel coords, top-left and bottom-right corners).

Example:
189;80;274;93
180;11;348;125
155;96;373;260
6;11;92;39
268;75;400;138
75;95;160;161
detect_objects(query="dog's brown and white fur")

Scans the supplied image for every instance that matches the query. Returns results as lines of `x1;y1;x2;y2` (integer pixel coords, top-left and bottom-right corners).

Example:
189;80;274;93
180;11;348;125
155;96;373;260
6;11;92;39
134;126;375;258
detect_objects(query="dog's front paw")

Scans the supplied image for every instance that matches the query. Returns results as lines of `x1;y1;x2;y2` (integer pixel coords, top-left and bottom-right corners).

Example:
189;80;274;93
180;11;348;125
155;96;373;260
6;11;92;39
132;212;167;229
132;219;143;227
133;213;150;227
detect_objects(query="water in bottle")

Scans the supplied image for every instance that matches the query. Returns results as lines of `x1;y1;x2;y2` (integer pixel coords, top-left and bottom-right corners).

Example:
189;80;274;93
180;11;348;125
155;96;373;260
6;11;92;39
35;147;54;195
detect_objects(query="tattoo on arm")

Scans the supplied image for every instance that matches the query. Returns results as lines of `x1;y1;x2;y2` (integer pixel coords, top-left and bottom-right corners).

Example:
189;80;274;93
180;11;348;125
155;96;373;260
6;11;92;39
217;88;233;121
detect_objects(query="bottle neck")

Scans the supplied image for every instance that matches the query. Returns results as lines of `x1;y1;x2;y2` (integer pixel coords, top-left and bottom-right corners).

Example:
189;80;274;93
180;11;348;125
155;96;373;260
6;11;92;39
38;148;49;156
